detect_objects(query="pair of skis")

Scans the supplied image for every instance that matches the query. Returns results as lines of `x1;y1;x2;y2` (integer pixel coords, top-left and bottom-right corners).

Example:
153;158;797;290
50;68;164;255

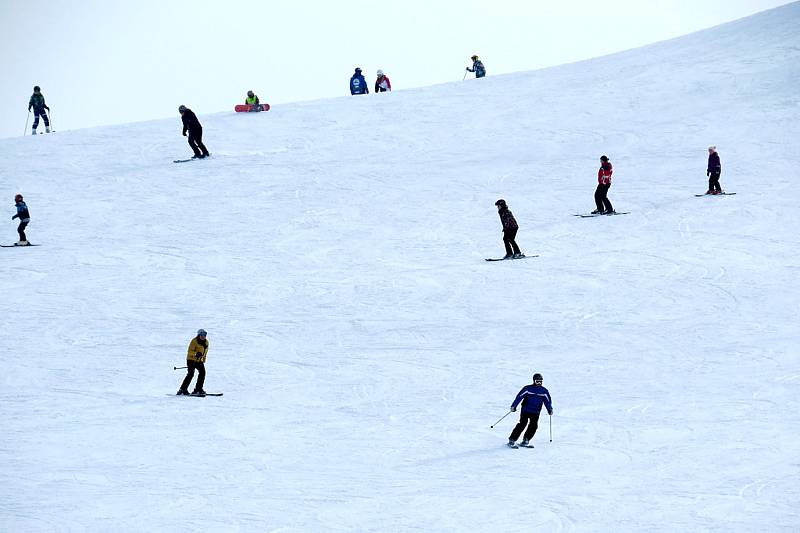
485;254;538;262
1;243;39;247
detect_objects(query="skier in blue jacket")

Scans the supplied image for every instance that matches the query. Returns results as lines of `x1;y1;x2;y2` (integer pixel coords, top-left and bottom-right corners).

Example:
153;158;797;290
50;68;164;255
350;68;369;95
508;373;552;448
11;193;31;246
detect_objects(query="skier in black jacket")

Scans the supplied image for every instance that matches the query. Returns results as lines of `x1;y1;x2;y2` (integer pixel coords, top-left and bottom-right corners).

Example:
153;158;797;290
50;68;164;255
178;105;210;159
495;199;523;259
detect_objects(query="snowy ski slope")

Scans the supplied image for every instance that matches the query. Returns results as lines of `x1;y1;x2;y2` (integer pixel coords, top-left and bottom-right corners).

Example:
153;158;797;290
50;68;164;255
1;3;799;531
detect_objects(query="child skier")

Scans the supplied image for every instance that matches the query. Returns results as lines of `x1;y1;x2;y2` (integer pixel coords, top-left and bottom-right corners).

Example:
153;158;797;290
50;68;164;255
178;329;209;396
375;70;392;92
11;194;31;246
706;146;722;194
592;155;615;214
508;373;553;448
28;86;51;135
495;199;524;259
350;68;369;95
178;105;210;159
466;55;486;78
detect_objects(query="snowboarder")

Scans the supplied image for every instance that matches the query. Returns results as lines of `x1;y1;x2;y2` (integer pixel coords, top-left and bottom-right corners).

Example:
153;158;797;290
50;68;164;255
706;146;722;194
11;194;31;246
350;68;369;95
375;69;392;92
495;199;524;259
28;86;51;135
178;105;210;159
507;373;553;448
592;155;615;214
245;90;263;111
466;55;486;78
178;329;209;395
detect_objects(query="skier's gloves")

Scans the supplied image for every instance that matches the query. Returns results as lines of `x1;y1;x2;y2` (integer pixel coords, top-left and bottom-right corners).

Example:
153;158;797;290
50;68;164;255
548;410;553;416
183;132;187;136
707;171;710;176
510;406;516;412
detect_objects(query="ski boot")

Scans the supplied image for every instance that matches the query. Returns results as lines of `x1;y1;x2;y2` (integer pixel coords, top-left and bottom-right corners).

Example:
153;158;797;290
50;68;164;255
45;126;51;133
15;241;29;246
31;128;37;135
502;254;513;260
507;440;519;449
604;210;616;215
591;209;603;214
192;388;206;397
512;253;525;259
520;439;533;448
176;388;190;395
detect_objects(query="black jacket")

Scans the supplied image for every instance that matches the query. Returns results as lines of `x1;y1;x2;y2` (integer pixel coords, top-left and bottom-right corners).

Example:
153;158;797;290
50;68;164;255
498;207;518;231
181;109;202;135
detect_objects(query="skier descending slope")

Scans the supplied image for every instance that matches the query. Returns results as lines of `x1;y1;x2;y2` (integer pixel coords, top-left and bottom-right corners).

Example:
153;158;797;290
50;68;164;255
11;194;31;246
350;68;369;95
592;155;615;214
466;55;486;78
28;86;51;135
178;105;210;159
507;373;553;448
495;199;524;259
178;329;209;396
706;146;723;194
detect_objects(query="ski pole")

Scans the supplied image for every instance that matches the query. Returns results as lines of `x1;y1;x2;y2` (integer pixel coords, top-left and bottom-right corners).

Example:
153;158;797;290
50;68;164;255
490;410;513;428
173;366;187;370
462;70;468;81
549;414;553;442
24;110;30;136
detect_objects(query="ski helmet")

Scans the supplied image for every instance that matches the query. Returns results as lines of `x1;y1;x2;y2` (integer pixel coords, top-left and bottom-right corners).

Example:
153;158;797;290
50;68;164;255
355;67;362;74
533;373;543;383
708;146;717;152
247;90;254;97
178;105;187;113
377;69;384;77
495;198;507;207
600;155;609;162
471;55;478;60
14;193;23;202
33;86;40;92
197;329;207;337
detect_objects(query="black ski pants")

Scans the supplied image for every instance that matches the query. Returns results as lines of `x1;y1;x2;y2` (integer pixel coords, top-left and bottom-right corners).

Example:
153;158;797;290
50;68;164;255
17;221;28;241
595;183;613;213
503;228;521;256
708;172;722;193
180;360;206;391
187;127;209;157
32;108;49;128
509;411;540;442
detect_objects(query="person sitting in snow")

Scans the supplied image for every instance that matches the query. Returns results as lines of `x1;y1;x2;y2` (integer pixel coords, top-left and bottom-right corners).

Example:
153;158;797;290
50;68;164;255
245;90;263;112
28;86;51;135
375;69;392;92
466;55;486;78
350;67;369;95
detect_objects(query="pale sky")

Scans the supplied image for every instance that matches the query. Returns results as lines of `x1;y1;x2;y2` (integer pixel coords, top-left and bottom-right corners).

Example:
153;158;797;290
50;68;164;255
0;0;792;139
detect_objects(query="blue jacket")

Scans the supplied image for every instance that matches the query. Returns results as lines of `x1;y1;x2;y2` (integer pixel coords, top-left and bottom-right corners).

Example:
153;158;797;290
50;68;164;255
350;73;369;95
511;384;552;414
12;201;30;221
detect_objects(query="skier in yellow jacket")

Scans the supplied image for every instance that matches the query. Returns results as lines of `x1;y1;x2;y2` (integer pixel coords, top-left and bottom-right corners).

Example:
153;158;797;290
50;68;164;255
178;329;209;396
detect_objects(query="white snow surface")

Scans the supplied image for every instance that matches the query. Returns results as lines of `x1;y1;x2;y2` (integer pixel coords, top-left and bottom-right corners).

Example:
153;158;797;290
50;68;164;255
2;5;800;532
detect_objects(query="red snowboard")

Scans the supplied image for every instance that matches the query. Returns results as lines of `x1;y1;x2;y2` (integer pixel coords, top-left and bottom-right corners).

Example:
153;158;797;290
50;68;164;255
235;104;270;112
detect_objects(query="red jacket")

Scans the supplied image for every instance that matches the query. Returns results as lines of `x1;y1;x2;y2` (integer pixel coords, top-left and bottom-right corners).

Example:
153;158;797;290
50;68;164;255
375;75;392;92
598;161;613;185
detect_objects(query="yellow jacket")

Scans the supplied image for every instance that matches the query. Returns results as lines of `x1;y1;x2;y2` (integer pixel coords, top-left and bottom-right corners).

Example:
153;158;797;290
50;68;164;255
187;337;209;363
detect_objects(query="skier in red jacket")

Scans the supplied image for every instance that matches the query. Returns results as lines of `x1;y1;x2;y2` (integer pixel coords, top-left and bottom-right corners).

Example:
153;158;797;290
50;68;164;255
592;155;615;214
375;70;392;92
